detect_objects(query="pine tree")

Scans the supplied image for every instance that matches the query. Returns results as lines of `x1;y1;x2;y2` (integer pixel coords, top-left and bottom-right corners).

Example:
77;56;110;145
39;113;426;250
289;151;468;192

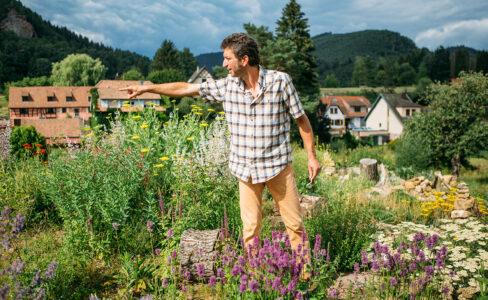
275;0;319;99
430;46;450;82
178;47;198;78
475;50;488;74
453;49;470;77
151;40;182;72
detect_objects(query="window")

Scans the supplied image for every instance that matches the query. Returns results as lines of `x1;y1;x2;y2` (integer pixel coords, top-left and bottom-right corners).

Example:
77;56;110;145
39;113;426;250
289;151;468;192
379;123;382;128
412;109;416;114
354;106;361;112
46;108;56;114
406;109;410;116
14;119;21;126
62;108;67;113
74;108;79;117
22;96;30;102
66;96;73;102
88;96;92;103
47;96;55;102
330;108;337;114
130;101;135;106
202;78;207;83
20;108;29;116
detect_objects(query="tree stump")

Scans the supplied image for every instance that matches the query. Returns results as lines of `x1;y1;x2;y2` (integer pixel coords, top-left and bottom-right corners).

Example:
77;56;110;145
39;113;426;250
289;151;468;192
178;228;226;281
359;158;379;182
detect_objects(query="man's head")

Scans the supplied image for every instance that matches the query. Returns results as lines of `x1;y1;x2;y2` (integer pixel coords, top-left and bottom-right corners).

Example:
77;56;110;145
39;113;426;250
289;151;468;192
221;33;260;77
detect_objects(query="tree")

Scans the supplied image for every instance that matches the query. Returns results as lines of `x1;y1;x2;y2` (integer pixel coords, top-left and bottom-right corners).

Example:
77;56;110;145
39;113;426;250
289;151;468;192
151;40;181;72
430;46;450;82
146;69;185;84
120;69;144;80
397;62;417;86
453;49;470;77
213;66;228;79
351;56;374;86
324;74;339;88
178;47;198;78
276;0;319;98
403;72;488;178
476;50;488;74
51;53;106;86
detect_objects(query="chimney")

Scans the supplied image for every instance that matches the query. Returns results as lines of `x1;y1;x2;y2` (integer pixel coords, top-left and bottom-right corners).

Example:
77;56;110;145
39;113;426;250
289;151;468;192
401;91;407;100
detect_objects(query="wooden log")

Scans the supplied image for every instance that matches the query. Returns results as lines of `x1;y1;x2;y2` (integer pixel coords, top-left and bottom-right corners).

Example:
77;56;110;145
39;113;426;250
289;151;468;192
178;228;226;281
359;158;379;182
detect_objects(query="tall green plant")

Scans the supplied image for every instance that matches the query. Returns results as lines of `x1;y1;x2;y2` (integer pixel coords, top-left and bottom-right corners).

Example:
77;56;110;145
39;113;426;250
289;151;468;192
9;126;47;161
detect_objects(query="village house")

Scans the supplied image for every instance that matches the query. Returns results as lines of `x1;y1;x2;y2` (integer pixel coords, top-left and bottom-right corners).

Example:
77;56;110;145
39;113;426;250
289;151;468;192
8;86;93;143
319;95;371;136
187;66;214;84
353;93;424;145
8;80;166;143
96;80;164;112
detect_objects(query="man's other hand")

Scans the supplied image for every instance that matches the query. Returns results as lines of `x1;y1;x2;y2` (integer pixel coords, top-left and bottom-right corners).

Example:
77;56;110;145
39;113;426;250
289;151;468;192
120;86;145;99
308;157;321;182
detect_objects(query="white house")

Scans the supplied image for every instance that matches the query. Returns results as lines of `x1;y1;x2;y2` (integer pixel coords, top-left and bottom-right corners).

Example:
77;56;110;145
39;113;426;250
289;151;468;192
354;93;423;145
96;80;164;112
188;66;214;84
320;95;370;136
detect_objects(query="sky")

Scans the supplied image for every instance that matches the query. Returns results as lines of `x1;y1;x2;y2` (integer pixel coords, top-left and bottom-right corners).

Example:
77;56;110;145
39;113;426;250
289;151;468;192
19;0;488;58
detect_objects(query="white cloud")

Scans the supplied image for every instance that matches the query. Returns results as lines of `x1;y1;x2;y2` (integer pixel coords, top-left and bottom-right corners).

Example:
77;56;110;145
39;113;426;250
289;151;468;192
416;18;488;49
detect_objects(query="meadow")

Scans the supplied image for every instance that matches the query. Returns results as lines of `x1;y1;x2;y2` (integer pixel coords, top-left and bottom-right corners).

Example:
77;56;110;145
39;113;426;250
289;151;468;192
0;105;487;299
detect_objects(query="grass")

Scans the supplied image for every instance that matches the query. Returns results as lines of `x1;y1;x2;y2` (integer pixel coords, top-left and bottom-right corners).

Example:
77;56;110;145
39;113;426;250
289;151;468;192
460;155;488;199
321;85;416;95
0;94;8;119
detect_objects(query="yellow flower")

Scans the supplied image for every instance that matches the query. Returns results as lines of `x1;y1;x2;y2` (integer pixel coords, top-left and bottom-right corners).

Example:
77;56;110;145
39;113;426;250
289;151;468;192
172;154;178;157
133;115;141;120
183;115;188;118
219;111;225;115
84;127;92;131
218;117;224;120
164;121;169;124
86;132;94;137
159;157;170;161
106;116;111;119
123;101;130;104
187;137;195;141
154;173;159;176
171;100;176;103
207;108;215;112
195;112;203;115
155;164;164;168
454;237;458;240
131;136;140;140
141;148;150;153
140;124;149;129
226;132;231;135
200;123;209;127
122;104;131;108
147;102;154;106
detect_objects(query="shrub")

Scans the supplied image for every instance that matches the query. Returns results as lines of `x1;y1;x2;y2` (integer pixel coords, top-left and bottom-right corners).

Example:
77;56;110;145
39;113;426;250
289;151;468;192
9;126;47;161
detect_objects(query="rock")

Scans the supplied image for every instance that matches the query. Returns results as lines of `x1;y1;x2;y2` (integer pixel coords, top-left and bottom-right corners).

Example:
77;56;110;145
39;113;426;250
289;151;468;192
424;186;432;192
404;181;416;190
347;167;361;176
414;185;423;193
391;185;405;191
451;210;471;219
442;175;453;185
457;193;470;199
299;194;328;218
454;197;474;211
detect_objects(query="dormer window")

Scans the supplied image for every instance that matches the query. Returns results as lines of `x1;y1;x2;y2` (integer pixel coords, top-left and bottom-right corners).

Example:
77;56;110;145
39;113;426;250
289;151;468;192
47;96;55;102
354;106;361;112
66;96;73;102
46;108;56;114
22;91;30;102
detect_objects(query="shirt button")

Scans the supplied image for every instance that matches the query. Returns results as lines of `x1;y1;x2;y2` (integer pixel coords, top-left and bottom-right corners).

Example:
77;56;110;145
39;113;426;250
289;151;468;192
250;118;254;122
251;134;254;137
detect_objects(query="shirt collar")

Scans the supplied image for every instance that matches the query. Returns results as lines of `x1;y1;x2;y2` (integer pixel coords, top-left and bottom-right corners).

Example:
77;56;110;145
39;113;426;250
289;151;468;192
234;65;266;91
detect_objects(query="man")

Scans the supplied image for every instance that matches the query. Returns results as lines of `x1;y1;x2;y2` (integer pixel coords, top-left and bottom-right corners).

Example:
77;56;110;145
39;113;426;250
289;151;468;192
121;33;321;256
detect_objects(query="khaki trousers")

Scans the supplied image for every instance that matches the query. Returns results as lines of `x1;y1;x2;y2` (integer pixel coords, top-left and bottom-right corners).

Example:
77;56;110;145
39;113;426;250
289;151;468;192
238;163;310;257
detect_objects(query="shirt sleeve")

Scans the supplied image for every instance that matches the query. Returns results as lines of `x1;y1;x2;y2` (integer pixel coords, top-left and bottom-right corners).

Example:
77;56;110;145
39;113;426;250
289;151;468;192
198;77;227;103
282;74;305;119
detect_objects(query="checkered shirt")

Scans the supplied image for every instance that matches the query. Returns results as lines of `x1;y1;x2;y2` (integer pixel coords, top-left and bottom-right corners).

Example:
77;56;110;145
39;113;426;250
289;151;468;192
198;67;304;183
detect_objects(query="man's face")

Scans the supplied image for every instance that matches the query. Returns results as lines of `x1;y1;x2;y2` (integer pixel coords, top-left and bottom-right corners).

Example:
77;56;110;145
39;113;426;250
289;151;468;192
222;47;244;77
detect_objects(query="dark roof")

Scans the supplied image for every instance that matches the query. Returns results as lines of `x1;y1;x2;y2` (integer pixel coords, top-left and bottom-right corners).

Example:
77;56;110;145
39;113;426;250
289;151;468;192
382;93;423;108
188;66;214;83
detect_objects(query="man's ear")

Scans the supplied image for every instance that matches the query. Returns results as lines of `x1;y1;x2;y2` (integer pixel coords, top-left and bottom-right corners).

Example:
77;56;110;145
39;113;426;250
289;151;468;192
240;55;249;67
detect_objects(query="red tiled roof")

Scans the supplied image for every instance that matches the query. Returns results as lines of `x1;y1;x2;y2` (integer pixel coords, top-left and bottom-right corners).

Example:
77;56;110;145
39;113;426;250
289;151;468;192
9;86;92;108
96;80;161;100
320;95;370;117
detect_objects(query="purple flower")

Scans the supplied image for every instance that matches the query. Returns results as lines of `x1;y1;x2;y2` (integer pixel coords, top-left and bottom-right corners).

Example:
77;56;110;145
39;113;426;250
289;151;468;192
248;280;259;292
231;264;241;276
167;229;173;239
361;250;368;265
162;278;168;288
172;250;178;259
238;256;246;265
239;283;247;293
413;232;425;243
89;295;99;300
184;270;190;281
43;261;58;280
442;286;450;294
31;270;42;286
314;234;322;257
354;262;360;275
158;193;165;216
372;261;379;271
112;222;118;229
329;289;339;298
389;277;398;287
217;268;224;277
296;292;303;300
146;221;153;232
182;285;187;292
197;264;205;278
209;275;216;287
409;262;417;273
320;249;327;257
272;277;281;291
424;265;434;276
155;248;160;256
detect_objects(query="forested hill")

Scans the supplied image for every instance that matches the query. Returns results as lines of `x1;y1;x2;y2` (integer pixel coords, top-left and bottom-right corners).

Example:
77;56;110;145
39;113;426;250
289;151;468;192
0;0;150;88
195;30;418;81
312;30;417;85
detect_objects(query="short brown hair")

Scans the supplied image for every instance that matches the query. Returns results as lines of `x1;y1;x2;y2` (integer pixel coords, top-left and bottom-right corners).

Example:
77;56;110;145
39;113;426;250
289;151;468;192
221;33;260;66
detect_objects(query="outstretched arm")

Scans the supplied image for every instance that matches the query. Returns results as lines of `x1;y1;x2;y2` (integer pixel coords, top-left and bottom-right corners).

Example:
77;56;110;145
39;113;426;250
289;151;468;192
296;114;321;181
120;82;200;99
